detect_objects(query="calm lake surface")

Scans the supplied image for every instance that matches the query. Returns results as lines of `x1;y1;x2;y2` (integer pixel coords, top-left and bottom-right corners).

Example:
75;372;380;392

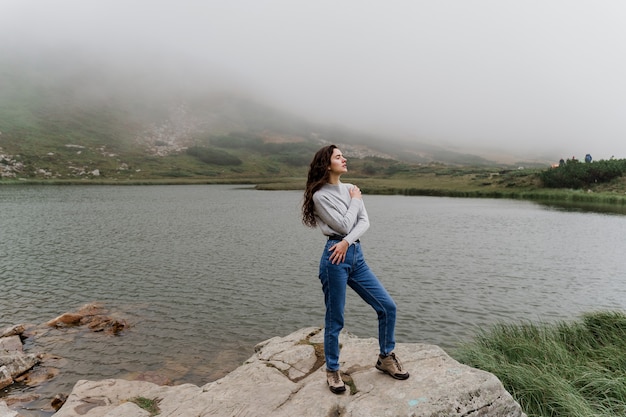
1;184;625;414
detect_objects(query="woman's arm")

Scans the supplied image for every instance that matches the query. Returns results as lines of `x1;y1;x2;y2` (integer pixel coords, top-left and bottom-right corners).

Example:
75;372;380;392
314;194;364;236
314;184;370;264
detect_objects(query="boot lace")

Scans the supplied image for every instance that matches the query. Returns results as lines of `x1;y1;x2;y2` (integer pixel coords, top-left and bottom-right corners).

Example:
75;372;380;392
329;371;342;385
389;353;404;372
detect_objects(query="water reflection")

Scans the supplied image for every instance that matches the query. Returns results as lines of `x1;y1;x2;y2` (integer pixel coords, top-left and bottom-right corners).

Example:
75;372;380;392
533;199;626;215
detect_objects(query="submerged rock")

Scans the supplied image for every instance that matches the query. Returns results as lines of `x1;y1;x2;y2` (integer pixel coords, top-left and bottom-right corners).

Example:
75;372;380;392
45;303;128;335
52;327;527;417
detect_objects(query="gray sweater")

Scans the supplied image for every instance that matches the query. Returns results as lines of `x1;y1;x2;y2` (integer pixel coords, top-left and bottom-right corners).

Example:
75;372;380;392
313;182;370;245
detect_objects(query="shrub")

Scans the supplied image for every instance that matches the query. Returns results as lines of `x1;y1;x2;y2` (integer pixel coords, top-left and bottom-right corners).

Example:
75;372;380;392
539;159;626;189
129;397;160;416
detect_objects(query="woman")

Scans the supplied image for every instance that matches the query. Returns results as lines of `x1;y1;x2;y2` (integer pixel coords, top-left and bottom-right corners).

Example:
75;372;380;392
302;144;409;394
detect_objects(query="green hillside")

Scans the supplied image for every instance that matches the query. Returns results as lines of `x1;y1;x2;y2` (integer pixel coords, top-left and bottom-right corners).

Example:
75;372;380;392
1;51;519;183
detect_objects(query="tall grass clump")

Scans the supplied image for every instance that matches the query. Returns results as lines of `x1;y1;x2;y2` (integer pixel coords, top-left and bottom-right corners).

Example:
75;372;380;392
452;311;626;417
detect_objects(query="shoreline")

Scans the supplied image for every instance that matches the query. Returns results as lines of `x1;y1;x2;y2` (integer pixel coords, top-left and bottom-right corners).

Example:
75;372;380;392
3;177;626;214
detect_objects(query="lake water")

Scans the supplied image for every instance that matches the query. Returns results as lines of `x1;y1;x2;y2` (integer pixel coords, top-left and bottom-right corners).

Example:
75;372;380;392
1;185;625;415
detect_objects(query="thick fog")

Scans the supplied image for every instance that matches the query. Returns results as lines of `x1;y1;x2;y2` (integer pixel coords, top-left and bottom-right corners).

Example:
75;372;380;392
3;0;626;160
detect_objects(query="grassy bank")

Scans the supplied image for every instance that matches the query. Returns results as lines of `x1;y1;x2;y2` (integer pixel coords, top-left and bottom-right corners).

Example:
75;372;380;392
255;172;626;214
4;166;626;213
452;311;626;417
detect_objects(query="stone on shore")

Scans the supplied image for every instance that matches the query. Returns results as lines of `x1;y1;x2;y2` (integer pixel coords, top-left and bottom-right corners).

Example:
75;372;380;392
52;327;527;417
0;353;40;386
0;336;23;354
0;401;19;417
0;326;41;391
0;326;25;339
0;325;43;417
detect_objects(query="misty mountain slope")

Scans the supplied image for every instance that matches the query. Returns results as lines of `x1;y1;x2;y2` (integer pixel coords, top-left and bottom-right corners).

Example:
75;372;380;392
0;52;511;180
0;72;323;180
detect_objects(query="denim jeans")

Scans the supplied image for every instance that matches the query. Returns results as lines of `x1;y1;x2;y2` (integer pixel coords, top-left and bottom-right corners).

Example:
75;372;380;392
319;240;397;371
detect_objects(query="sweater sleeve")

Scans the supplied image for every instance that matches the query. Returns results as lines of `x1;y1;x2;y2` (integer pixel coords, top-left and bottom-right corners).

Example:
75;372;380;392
313;183;370;245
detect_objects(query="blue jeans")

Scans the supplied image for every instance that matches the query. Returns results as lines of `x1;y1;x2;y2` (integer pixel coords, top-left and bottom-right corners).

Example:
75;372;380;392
319;240;397;371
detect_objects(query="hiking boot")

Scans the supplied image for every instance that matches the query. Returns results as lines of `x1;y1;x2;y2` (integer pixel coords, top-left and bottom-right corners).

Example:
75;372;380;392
376;352;410;380
326;370;346;394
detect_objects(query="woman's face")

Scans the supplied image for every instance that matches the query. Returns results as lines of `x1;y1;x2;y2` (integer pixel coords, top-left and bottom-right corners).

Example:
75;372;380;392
328;148;347;175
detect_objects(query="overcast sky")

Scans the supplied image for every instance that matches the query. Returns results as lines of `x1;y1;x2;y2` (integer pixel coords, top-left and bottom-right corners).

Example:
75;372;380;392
3;0;626;160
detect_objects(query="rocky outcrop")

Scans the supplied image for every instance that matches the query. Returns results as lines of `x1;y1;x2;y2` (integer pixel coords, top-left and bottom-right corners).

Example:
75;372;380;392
0;325;40;391
51;327;527;417
0;303;129;416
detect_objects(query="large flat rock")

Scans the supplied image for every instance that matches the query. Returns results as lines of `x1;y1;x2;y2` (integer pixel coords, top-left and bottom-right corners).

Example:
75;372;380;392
52;327;526;417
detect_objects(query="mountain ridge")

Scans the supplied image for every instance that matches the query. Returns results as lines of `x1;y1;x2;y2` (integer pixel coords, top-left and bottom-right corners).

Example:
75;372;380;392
0;53;551;181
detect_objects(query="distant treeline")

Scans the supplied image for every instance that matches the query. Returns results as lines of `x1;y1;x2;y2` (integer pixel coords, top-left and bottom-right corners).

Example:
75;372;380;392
539;158;626;189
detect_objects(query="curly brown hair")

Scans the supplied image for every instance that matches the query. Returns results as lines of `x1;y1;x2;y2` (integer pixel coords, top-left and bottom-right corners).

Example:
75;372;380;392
302;144;337;227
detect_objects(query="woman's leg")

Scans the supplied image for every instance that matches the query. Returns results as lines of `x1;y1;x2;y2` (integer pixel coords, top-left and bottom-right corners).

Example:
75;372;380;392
319;242;350;371
347;243;397;356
